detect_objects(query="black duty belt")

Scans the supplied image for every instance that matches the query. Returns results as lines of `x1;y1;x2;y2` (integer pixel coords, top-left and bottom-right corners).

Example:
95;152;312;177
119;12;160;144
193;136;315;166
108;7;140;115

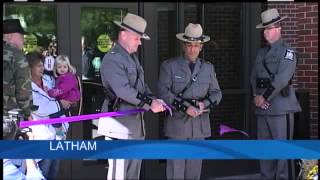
256;78;271;89
184;98;205;107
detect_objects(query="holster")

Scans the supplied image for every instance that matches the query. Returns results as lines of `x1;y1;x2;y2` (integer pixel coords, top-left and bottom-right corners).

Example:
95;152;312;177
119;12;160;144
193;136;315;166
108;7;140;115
280;85;290;97
103;87;117;102
104;87;120;111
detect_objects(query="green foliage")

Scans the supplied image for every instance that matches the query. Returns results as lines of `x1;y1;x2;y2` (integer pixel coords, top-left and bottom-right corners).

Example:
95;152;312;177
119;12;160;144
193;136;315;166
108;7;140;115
5;4;56;35
80;7;127;48
4;4;56;48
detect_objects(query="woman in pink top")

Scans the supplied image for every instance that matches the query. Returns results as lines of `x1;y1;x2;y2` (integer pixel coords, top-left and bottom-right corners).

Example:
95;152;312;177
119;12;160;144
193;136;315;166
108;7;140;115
48;55;80;103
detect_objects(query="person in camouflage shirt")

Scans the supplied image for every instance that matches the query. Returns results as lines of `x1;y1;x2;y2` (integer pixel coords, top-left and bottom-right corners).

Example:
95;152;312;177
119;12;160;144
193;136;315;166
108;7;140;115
3;19;32;120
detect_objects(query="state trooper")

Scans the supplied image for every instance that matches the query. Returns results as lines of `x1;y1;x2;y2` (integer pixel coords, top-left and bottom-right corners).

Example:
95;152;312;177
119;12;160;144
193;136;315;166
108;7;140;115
158;23;222;180
97;13;166;180
3;19;33;120
250;8;301;180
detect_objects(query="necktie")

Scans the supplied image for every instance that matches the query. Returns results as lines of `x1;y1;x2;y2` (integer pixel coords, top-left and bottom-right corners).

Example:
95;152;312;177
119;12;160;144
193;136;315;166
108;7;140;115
189;62;195;73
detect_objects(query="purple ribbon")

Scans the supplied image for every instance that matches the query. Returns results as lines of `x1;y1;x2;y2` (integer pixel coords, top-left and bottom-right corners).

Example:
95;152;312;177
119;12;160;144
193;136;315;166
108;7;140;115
161;103;173;116
19;109;146;128
219;124;249;137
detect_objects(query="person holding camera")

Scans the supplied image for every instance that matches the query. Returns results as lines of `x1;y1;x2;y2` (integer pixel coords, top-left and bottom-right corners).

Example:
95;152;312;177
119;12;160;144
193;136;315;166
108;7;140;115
250;9;301;180
3;116;45;180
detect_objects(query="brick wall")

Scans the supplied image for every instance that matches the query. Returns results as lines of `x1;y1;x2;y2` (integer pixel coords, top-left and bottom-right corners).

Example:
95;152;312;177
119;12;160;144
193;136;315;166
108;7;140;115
267;3;318;139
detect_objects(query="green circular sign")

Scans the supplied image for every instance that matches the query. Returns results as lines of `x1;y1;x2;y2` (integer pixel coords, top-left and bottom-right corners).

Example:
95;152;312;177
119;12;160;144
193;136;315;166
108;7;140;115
24;34;38;53
97;34;112;53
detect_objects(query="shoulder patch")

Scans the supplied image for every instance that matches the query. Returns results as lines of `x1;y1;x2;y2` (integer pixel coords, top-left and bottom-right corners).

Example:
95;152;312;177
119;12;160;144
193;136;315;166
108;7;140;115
284;49;294;61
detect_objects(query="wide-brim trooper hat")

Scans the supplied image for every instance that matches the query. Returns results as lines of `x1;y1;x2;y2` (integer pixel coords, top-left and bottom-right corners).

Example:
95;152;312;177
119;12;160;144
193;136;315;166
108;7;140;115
4;19;29;35
176;23;210;43
114;13;150;40
256;8;287;29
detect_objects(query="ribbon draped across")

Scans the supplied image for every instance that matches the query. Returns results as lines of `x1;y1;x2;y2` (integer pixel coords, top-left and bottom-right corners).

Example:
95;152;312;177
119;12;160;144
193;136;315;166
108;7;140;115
20;109;146;128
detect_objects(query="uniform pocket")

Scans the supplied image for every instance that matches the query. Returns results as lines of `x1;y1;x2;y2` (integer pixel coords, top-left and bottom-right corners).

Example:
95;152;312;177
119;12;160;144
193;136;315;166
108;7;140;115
196;78;210;94
127;67;137;85
172;74;187;93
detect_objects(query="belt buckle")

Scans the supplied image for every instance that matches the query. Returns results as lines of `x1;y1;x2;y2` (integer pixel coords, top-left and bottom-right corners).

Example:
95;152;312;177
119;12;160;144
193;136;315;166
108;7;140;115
191;99;198;106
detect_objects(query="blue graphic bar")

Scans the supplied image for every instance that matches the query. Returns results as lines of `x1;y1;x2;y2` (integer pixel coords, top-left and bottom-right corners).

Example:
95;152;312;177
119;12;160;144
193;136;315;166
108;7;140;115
1;140;319;159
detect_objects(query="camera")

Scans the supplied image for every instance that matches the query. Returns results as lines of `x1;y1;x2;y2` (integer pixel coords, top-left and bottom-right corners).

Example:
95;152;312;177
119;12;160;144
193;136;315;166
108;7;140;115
3;109;31;140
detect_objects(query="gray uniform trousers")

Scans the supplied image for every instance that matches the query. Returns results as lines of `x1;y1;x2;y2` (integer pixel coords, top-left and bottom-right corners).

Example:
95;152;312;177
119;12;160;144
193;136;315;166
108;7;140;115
105;136;144;180
166;137;204;180
257;113;294;180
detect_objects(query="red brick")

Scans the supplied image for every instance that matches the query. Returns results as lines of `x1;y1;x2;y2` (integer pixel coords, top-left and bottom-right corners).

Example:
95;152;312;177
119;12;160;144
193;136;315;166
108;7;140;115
283;22;295;26
304;59;318;64
284;30;296;35
299;6;312;12
311;65;318;70
312;29;318;35
298;41;311;47
286;4;296;9
311;77;318;82
312;5;318;11
305;71;318;76
297;24;305;29
296;12;306;18
311;41;318;47
301;18;312;24
305;24;318;29
309;94;318;99
310;106;318;112
309;90;318;96
305;82;318;88
310;124;318;129
306;12;318;17
285;39;296;44
305;47;318;53
298;29;312;35
297;82;305;88
304;35;317;41
308;91;318;97
296;47;305;53
311;113;318;119
311;52;318;58
298;53;311;59
296;70;305;76
310;100;319;107
297;76;311;82
298;64;312;70
312;17;318;24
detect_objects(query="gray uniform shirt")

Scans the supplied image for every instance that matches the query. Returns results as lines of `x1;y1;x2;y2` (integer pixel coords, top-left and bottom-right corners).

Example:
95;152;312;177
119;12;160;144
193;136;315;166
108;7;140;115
158;56;222;138
97;43;152;139
250;39;301;115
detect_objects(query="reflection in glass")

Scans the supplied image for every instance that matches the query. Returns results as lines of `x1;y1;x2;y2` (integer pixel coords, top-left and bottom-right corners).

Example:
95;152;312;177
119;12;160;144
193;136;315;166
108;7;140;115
4;4;57;57
80;8;127;142
81;7;127;81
